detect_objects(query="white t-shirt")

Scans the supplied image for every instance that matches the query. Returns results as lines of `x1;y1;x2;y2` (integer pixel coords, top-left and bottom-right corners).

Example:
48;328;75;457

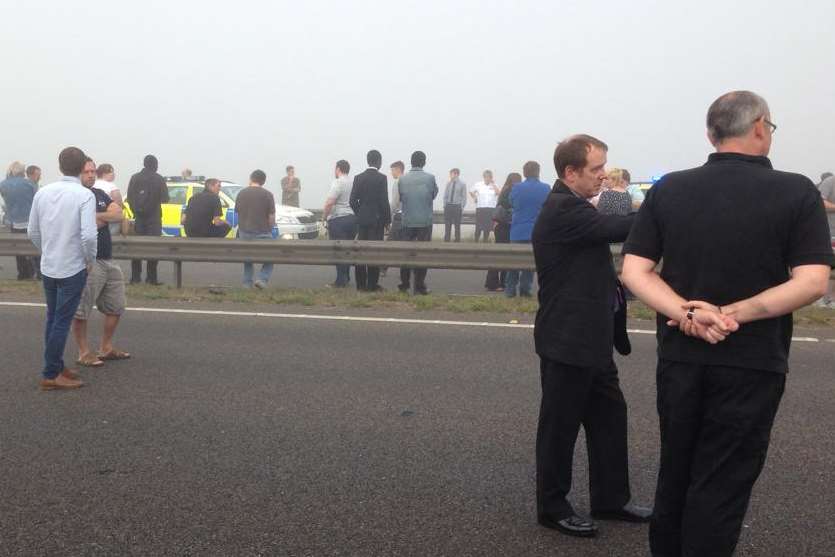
472;181;499;208
94;179;120;197
327;175;353;220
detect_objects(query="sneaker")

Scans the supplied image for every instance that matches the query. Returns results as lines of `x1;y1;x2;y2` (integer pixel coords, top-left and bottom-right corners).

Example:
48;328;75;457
254;280;267;289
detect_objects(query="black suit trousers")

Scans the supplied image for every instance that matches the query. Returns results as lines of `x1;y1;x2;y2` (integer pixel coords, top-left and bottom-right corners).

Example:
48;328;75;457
131;217;162;283
650;360;785;557
536;357;631;521
399;226;432;290
355;224;384;290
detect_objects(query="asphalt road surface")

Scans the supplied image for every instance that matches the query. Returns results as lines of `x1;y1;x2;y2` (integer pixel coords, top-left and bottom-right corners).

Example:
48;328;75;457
1;302;833;556
0;255;516;296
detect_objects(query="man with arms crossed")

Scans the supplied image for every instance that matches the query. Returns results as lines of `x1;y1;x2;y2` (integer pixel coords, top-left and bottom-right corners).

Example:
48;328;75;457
622;91;834;557
72;158;129;369
28;147;97;390
532;135;650;539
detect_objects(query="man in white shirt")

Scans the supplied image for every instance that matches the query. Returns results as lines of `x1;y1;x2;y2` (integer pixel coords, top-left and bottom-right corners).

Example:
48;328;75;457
93;163;123;237
323;159;356;288
470;169;500;242
28;146;97;390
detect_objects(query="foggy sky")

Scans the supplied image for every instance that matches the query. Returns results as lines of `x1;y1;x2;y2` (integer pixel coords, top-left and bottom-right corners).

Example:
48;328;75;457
2;0;834;207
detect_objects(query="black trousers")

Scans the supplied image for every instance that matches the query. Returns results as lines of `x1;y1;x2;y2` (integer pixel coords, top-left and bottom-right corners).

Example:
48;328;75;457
474;207;493;242
356;223;384;290
399;226;432;291
11;227;35;279
130;218;163;283
536;357;631;520
443;204;462;242
650;360;785;557
485;221;509;289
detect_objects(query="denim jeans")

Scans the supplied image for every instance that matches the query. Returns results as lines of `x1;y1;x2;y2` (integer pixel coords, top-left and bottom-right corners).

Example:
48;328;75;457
239;230;274;286
327;215;357;287
505;240;533;297
42;269;87;379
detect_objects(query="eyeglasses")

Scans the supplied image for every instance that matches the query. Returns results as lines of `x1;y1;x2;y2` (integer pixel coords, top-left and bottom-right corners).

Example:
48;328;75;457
763;118;777;134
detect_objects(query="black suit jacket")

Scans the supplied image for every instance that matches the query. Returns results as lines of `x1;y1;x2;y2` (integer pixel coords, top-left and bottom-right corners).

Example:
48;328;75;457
532;181;634;368
350;169;391;227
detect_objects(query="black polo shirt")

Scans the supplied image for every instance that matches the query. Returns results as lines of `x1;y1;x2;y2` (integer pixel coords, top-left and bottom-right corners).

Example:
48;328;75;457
623;152;834;373
92;188;113;259
184;190;222;237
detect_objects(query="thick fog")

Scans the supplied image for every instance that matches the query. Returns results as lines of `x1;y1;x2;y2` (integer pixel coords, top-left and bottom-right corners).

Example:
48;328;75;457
2;0;834;206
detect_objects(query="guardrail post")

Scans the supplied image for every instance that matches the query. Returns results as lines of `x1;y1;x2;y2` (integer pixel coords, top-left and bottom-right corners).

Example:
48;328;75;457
175;261;183;289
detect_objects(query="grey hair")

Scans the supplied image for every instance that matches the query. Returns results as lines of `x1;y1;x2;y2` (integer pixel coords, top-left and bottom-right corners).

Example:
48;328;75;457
706;90;770;143
6;161;25;178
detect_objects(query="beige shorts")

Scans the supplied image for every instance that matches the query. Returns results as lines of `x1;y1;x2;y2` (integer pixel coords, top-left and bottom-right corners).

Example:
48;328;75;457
75;259;126;319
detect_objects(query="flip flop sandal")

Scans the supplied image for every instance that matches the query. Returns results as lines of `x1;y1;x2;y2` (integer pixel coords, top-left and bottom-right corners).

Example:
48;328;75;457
98;349;131;361
77;355;104;367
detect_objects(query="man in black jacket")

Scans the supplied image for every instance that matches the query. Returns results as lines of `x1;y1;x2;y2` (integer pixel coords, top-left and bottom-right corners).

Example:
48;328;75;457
126;155;169;285
531;134;650;539
350;149;391;291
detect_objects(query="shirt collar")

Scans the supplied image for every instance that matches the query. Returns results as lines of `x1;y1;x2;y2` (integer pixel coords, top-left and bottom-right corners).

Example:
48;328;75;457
706;152;773;169
61;176;81;184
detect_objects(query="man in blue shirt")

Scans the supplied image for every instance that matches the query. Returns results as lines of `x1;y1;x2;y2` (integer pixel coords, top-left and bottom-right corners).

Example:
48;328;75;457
0;161;36;279
506;161;550;297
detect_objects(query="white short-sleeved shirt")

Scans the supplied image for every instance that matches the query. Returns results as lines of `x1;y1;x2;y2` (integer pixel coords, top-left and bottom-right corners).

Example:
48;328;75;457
472;181;499;208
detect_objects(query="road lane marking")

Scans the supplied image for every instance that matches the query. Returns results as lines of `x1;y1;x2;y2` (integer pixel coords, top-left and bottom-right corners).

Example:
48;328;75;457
0;302;826;342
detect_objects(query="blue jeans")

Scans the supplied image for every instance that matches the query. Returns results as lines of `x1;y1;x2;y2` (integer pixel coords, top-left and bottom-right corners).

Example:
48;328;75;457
327;214;357;287
239;230;274;286
505;240;533;297
42;269;87;379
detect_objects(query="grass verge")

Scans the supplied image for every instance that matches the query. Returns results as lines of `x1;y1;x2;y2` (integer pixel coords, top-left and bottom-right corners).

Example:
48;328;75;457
1;279;833;326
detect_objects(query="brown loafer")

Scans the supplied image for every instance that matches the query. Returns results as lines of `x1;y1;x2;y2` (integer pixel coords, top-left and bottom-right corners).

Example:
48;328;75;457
40;374;84;391
61;368;81;381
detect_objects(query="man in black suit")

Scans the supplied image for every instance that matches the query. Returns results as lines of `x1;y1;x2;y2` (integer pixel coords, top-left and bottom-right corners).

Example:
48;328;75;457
350;150;391;291
531;134;651;539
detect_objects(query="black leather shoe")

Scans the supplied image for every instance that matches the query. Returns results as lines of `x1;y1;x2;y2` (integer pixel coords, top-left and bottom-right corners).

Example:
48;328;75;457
591;502;652;523
538;514;598;538
146;280;165;287
414;287;431;296
397;284;410;293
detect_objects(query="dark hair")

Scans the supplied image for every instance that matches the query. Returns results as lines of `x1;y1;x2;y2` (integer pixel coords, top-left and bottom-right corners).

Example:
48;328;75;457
553;135;608;179
501;172;522;196
390;161;405;172
83;156;95;168
336;160;351;174
143;154;158;172
366;150;382;169
96;163;114;178
410;151;426;168
621;168;631;183
822;172;833;181
204;178;221;190
25;165;40;178
249;169;266;185
522;161;540;179
286;165;294;173
450;168;460;175
58;147;87;176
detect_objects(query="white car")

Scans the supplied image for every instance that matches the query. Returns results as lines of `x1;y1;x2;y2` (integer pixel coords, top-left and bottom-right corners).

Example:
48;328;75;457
220;182;320;240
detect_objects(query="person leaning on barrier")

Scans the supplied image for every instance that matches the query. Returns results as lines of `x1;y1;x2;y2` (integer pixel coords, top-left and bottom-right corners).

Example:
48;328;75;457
484;172;521;292
126;154;168;285
396;150;438;295
182;178;231;238
324;159;357;289
350;150;391;292
532;135;650;539
71;157;129;369
28;146;97;391
93;163;124;238
621;90;835;557
236;169;276;289
0;161;37;280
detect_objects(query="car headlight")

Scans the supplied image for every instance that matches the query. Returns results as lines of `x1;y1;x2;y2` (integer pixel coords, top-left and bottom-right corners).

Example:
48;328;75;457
275;216;300;224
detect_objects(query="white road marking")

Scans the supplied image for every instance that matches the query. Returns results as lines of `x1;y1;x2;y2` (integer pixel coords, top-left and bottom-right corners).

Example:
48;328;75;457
0;301;827;342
